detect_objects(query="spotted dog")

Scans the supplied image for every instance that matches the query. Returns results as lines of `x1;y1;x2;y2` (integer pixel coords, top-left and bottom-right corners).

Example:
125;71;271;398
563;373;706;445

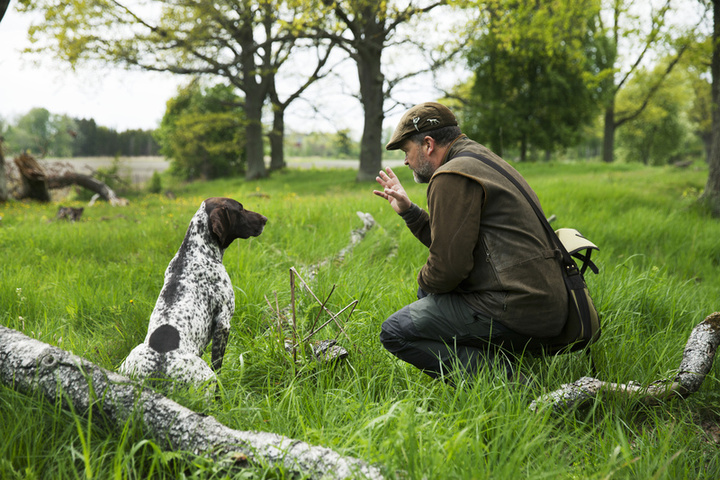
119;197;267;388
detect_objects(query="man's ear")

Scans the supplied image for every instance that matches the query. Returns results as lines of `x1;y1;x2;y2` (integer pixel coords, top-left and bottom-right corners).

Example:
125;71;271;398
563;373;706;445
209;206;231;249
424;135;435;154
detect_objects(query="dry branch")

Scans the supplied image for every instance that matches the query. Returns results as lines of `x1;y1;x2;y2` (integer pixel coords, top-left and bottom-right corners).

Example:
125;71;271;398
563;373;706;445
0;325;384;479
530;312;720;412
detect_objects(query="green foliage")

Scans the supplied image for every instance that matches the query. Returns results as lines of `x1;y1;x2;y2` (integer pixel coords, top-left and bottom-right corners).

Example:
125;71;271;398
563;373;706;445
1;160;719;478
464;0;601;160
148;170;163;194
156;81;246;180
3;108;77;157
615;62;696;165
284;130;359;159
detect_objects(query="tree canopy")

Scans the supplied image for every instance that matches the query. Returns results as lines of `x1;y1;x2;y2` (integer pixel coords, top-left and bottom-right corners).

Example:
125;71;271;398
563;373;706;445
156;81;246;180
463;0;601;161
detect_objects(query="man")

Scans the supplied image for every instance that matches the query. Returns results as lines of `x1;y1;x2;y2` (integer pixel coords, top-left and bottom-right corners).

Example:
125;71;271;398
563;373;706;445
373;102;568;383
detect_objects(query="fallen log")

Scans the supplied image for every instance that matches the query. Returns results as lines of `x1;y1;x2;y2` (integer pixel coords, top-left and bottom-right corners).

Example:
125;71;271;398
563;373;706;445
530;312;720;412
46;172;127;206
0;325;384;479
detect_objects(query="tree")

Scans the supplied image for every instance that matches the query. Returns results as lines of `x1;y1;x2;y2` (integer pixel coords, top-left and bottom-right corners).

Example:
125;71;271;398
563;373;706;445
595;0;697;163
156;81;246;180
3;108;75;157
681;36;713;161
463;0;601;161
615;62;694;165
701;0;720;214
312;0;446;181
18;0;331;180
267;38;337;171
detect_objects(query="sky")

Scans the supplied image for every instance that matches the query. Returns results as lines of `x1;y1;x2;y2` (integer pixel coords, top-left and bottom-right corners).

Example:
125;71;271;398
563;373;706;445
0;4;415;137
1;2;707;136
0;7;189;132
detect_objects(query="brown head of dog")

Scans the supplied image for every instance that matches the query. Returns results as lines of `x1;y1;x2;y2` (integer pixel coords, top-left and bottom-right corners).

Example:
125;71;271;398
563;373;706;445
204;197;267;249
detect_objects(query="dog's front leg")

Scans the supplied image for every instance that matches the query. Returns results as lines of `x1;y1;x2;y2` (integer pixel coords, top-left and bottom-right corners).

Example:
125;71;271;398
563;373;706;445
211;302;232;373
211;324;229;373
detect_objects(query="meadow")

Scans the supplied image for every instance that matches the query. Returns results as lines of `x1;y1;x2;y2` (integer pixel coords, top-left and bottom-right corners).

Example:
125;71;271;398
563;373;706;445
1;160;719;479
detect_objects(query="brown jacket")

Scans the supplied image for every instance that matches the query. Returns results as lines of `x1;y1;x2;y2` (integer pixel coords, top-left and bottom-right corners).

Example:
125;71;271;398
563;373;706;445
401;136;568;337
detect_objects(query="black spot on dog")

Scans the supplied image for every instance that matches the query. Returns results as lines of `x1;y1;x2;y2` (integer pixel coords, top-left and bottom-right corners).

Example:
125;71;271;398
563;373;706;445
149;324;180;353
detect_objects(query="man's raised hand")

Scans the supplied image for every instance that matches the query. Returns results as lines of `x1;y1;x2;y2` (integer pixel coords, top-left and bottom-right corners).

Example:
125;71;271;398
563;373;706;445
373;167;412;214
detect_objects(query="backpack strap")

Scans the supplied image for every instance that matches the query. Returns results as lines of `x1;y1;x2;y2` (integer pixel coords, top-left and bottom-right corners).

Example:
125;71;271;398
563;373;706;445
452;151;596;343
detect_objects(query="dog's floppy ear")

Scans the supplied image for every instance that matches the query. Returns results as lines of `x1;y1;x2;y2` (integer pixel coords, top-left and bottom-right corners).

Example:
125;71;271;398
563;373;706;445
209;203;233;249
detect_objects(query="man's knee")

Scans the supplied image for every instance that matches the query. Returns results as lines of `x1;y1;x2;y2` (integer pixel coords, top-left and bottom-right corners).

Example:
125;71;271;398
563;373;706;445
379;306;414;353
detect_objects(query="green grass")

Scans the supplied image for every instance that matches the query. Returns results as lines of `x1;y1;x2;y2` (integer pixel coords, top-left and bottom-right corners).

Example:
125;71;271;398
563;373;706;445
1;161;719;479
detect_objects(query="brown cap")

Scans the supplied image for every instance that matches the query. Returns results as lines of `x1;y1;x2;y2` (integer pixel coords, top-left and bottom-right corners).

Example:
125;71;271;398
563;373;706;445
385;102;458;150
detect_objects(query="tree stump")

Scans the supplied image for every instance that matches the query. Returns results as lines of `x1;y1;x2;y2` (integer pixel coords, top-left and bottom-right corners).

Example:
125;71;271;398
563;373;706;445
14;153;51;202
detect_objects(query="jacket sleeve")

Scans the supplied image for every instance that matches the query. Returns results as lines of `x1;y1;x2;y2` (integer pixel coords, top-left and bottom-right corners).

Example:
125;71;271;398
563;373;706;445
400;203;432;247
417;173;484;294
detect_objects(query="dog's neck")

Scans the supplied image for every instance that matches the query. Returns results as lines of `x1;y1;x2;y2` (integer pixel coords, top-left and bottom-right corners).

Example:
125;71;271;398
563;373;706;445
182;206;225;262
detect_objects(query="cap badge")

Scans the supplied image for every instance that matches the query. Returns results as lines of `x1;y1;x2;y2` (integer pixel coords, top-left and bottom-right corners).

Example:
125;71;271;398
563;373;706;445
412;116;421;132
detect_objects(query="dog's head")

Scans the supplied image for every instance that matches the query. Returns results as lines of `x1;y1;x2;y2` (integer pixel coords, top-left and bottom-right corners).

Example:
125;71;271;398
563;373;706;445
204;197;267;249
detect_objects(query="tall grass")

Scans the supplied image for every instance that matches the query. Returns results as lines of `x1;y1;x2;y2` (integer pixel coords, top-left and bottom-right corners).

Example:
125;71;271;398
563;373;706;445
1;161;718;479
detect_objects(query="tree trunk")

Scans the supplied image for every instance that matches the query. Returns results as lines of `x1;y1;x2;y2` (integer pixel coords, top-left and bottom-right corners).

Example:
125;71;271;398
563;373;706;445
0;324;384;479
244;91;268;181
529;312;720;412
0;138;8;202
702;0;720;216
14;153;50;202
602;104;615;163
268;105;286;171
0;0;10;24
356;44;385;182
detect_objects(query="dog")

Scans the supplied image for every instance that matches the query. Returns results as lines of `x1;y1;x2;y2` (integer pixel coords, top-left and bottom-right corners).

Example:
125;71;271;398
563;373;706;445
119;197;267;388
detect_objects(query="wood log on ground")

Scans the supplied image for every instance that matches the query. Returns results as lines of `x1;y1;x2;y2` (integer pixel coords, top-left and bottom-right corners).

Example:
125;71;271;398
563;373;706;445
14;153;51;202
0;325;384;479
46;172;127;206
529;312;720;412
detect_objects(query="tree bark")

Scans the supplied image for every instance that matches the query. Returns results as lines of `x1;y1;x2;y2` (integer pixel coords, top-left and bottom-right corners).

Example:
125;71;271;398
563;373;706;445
356;41;385;182
0;138;8;202
602;104;615;163
0;325;384;480
0;0;10;24
268;104;287;171
529;312;720;412
702;0;720;216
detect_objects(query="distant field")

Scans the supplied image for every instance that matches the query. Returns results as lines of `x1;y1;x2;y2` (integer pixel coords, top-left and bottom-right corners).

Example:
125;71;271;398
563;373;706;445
42;156;170;184
40;156;406;184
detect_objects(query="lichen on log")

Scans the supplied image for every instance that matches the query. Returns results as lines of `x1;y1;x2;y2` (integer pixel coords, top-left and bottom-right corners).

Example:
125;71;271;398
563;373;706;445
0;325;384;479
